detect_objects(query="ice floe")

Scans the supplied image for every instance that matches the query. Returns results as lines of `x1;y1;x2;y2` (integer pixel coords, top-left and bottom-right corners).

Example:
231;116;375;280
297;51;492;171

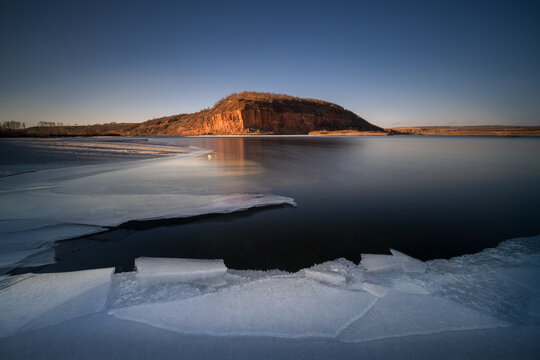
304;269;346;286
338;292;507;342
390;248;427;273
361;250;427;274
111;277;378;338
356;282;390;298
0;139;295;272
0;235;538;352
0;146;539;353
391;279;431;294
0;268;113;338
135;257;227;285
360;254;402;272
102;235;539;342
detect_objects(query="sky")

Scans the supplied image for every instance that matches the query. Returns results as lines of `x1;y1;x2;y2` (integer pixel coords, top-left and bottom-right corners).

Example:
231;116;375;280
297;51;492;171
1;0;539;127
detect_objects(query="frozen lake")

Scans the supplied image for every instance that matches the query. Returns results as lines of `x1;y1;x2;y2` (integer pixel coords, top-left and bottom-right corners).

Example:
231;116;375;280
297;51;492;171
1;136;539;359
1;136;540;273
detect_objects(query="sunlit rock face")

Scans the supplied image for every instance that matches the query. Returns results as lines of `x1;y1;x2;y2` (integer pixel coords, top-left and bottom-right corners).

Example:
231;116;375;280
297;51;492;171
130;92;384;135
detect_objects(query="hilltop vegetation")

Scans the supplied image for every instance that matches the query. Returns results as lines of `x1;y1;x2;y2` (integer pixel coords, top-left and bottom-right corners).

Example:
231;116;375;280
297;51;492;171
2;92;384;137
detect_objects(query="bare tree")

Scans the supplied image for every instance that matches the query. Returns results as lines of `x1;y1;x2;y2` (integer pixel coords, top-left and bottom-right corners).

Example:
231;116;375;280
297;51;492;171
1;121;26;130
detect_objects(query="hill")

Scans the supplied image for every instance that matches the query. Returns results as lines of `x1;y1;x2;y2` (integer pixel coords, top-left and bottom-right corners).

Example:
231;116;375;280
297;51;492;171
127;92;384;135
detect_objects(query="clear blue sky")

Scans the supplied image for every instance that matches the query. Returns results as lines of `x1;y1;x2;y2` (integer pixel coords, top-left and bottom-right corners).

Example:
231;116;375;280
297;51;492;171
1;0;539;127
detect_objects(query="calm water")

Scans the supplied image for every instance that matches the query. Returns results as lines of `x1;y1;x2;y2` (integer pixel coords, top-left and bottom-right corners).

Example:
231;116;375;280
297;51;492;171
36;136;540;272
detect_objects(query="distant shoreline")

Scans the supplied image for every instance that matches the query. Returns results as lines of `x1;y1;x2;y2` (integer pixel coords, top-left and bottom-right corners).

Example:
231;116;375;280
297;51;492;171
2;125;540;138
389;125;540;137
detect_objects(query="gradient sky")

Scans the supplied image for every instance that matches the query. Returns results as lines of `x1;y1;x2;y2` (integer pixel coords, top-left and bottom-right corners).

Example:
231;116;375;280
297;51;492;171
1;0;539;127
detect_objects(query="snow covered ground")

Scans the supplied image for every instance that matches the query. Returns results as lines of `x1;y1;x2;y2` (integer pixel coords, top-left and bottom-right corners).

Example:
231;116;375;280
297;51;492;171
0;235;539;359
0;138;294;272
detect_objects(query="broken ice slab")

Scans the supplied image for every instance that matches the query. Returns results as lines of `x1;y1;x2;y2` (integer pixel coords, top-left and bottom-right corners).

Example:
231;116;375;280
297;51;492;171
392;280;430;295
360;282;390;298
491;267;540;291
390;249;427;273
529;297;540;317
360;254;402;272
135;257;227;285
360;250;427;274
339;292;508;343
111;277;378;338
0;268;114;338
304;269;346;286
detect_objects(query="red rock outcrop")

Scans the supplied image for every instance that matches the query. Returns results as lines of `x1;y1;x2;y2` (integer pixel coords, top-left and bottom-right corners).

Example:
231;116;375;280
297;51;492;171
128;92;384;135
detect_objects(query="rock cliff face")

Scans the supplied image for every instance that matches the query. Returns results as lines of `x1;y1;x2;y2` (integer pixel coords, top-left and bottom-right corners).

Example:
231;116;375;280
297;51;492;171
128;92;384;135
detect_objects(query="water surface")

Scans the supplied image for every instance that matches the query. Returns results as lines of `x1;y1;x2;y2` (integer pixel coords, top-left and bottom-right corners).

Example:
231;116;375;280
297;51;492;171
34;136;540;272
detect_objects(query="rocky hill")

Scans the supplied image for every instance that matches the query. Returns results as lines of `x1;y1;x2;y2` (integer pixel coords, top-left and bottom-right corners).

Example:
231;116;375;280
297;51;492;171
6;92;387;137
127;92;384;135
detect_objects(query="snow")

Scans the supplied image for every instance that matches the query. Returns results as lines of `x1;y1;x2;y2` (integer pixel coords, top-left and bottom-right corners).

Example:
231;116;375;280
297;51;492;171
0;268;113;338
135;257;227;284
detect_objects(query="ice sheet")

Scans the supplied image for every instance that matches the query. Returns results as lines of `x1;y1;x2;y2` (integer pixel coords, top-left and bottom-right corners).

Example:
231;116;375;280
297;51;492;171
339;292;507;342
111;277;378;338
0;192;294;271
529;297;540;317
0;268;113;338
0;139;295;271
105;235;540;341
0;225;538;349
358;282;389;298
0;224;106;271
360;254;402;272
5;314;540;360
390;249;427;273
392;279;431;294
304;269;346;286
135;257;227;284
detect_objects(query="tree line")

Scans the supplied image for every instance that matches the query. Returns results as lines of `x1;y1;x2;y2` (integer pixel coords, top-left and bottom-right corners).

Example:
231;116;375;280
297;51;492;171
36;121;65;127
1;121;26;130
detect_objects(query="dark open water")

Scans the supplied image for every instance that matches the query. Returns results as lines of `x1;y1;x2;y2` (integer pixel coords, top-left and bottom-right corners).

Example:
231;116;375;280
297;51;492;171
36;136;540;272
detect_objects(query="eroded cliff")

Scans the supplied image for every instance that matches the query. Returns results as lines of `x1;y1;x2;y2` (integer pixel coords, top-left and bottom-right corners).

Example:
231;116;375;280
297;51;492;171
128;92;384;135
